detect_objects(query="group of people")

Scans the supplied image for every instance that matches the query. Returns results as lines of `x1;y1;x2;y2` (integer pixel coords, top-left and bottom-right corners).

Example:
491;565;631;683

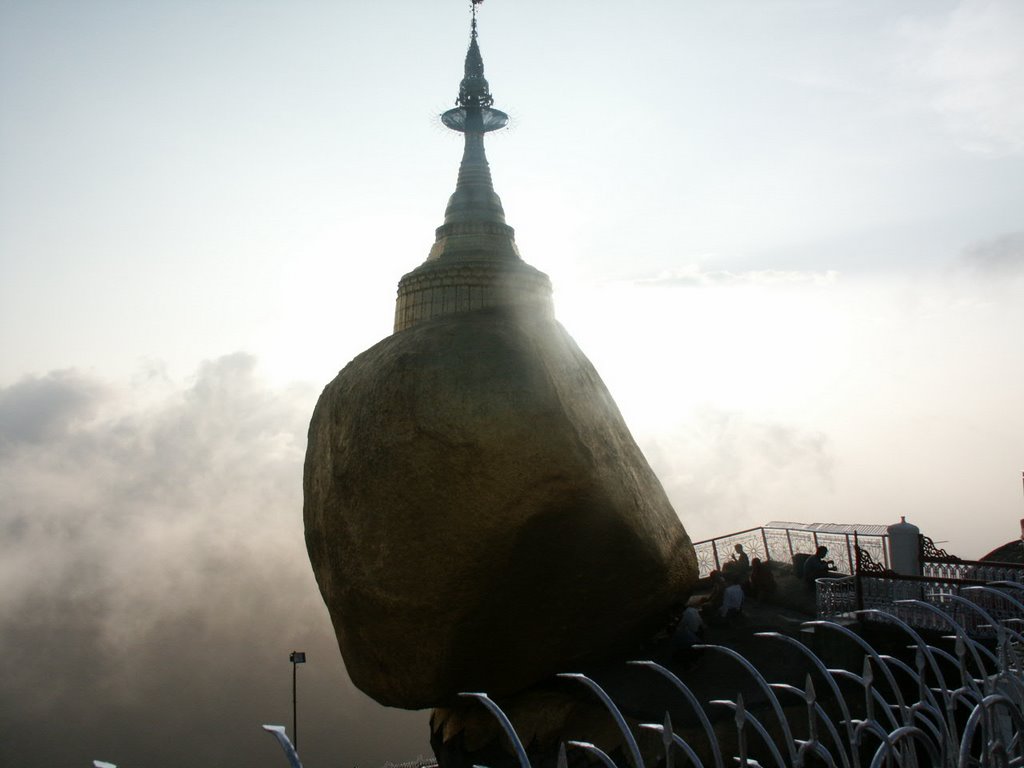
668;542;841;660
722;544;777;599
723;542;839;590
698;544;776;624
669;545;763;658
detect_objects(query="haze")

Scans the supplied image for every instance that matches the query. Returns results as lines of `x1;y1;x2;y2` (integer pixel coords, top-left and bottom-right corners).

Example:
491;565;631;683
1;1;1022;766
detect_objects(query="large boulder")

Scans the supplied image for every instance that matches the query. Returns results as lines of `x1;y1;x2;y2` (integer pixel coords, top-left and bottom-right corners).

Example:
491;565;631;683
303;306;697;708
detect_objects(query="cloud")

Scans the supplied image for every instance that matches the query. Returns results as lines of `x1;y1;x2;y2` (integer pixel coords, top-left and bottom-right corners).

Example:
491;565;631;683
635;265;839;288
893;0;1024;155
0;355;427;768
0;369;105;449
639;407;835;544
960;230;1024;275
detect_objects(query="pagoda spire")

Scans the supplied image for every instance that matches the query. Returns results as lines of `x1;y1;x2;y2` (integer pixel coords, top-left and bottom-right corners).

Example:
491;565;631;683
439;4;510;226
393;3;553;333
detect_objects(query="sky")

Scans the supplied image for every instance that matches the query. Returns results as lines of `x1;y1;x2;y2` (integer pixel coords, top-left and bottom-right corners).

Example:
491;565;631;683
1;0;1023;765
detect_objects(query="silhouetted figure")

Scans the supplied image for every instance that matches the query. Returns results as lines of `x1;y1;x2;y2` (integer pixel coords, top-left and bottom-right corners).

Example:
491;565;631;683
723;543;750;580
671;606;704;658
803;545;834;586
747;557;776;600
701;571;727;619
792;552;810;578
719;580;744;623
732;543;749;568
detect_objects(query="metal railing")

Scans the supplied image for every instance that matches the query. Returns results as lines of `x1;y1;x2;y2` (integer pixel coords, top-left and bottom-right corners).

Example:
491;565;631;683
920;534;1024;583
693;525;890;578
815;574;857;618
471;586;1024;768
263;583;1024;768
816;572;1022;636
923;559;1024;584
815;537;1024;638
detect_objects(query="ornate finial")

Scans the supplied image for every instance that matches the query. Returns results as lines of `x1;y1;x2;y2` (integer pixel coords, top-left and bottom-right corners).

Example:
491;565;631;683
471;0;485;39
441;1;508;133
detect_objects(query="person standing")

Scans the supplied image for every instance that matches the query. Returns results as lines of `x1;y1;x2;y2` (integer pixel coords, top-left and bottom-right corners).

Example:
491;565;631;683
724;543;750;579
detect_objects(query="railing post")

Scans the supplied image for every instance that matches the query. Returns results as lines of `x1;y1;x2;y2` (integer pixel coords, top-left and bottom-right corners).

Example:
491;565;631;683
786;529;794;560
854;532;864;611
711;539;720;572
761;527;770;562
845;533;854;576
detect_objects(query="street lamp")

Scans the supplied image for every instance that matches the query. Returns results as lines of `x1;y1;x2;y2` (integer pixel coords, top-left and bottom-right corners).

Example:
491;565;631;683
290;651;306;751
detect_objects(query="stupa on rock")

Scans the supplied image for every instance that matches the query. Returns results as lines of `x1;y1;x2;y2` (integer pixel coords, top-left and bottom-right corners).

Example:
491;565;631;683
393;11;552;332
303;3;697;711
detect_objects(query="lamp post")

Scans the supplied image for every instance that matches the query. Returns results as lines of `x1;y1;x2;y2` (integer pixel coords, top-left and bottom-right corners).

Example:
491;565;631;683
289;651;306;751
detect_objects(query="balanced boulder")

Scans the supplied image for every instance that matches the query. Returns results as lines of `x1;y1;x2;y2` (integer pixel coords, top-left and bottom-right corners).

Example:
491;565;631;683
304;306;696;708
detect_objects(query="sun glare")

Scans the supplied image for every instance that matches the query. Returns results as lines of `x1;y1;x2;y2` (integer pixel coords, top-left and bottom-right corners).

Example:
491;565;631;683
555;278;850;431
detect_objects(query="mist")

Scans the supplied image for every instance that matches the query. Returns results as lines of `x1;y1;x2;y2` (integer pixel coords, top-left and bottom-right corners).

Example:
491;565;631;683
0;355;428;768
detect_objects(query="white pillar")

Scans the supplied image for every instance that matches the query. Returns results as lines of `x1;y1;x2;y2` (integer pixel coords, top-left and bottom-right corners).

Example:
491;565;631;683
887;516;921;576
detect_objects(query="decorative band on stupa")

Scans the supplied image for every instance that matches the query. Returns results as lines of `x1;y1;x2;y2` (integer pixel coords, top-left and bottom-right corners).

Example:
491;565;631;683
393;3;553;333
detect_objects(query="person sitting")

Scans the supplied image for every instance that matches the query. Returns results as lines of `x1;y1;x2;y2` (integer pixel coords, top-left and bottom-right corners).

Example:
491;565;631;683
701;571;727;619
803;545;834;585
670;606;705;658
747;557;776;600
723;543;751;579
718;578;745;625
